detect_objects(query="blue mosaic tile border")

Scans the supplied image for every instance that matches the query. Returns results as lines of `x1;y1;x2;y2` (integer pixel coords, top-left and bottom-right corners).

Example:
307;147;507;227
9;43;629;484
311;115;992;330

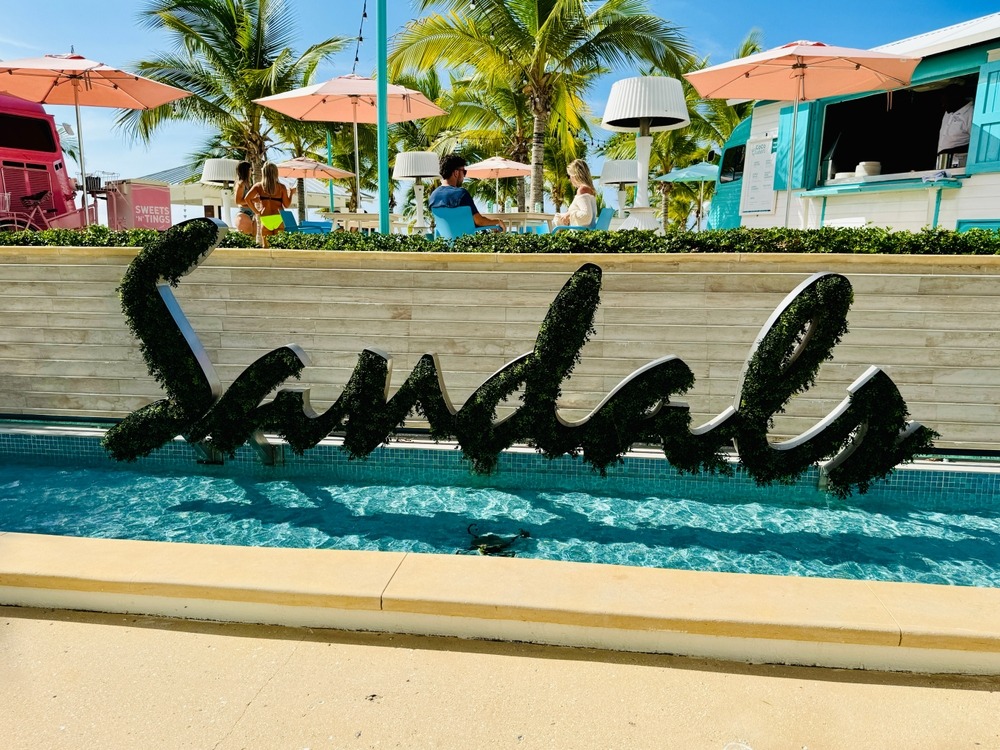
2;424;998;512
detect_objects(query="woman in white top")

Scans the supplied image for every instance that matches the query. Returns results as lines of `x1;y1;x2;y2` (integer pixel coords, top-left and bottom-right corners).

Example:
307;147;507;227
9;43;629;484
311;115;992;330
554;159;597;227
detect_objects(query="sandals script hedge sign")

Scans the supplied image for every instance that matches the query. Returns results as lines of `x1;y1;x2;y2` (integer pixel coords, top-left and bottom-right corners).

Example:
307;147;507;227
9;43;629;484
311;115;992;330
103;218;936;497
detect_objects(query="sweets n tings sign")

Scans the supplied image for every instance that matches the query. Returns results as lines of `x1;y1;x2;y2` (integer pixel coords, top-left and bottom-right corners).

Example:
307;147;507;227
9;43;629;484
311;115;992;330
103;219;935;497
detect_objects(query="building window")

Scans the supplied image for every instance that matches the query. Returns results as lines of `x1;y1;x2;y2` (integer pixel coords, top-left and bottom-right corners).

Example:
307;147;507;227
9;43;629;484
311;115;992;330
819;74;976;179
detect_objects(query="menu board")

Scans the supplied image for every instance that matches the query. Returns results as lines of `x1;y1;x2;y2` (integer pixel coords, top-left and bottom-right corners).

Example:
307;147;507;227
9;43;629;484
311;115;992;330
740;137;777;215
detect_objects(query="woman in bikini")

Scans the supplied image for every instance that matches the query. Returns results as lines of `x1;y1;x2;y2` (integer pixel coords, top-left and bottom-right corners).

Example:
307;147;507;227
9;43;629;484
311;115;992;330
233;161;256;237
245;161;295;247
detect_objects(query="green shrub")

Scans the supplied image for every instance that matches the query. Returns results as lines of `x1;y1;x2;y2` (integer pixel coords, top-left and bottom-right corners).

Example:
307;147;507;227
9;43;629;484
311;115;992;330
5;224;999;255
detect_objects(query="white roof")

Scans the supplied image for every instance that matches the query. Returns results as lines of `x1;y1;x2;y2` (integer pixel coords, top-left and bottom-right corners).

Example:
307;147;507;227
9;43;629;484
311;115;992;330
876;12;1000;58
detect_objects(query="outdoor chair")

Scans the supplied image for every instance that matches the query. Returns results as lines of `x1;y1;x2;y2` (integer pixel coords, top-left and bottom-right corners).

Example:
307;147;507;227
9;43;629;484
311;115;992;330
431;206;501;240
279;209;332;234
551;206;614;233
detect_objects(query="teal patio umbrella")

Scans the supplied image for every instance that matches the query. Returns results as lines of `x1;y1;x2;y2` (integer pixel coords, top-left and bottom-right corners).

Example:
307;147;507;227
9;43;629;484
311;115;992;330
656;161;720;231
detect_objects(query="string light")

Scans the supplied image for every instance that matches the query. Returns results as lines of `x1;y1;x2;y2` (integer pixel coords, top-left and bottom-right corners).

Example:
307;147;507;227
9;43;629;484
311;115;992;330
352;0;368;74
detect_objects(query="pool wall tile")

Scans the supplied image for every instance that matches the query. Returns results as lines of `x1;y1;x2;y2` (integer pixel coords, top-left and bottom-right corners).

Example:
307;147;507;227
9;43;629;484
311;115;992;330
1;423;999;512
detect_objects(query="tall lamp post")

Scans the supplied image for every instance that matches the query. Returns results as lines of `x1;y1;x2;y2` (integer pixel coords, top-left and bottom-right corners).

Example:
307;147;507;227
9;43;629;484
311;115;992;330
200;158;241;226
392;151;440;235
601;77;689;231
599;160;638;219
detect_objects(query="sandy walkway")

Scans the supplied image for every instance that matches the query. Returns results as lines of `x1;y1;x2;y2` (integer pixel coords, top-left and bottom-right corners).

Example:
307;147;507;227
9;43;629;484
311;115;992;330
2;605;998;749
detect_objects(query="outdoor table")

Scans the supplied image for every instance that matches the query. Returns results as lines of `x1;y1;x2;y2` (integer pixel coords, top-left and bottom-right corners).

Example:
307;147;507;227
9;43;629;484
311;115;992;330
482;212;553;234
320;212;405;233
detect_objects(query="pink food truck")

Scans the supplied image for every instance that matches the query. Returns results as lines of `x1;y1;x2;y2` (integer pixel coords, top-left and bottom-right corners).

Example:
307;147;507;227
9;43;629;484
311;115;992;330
0;93;88;231
0;93;172;232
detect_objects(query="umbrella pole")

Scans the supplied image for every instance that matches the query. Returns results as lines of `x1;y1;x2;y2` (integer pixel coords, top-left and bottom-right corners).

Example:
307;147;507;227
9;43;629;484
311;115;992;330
352;100;361;212
326;127;335;213
73;81;89;227
782;72;802;228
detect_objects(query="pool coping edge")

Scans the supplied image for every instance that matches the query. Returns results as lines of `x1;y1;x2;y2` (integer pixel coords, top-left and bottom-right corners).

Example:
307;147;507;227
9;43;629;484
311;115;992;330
1;532;999;675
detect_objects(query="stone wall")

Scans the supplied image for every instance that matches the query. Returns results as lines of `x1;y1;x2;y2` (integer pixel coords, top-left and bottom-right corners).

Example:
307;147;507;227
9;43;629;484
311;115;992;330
1;246;998;451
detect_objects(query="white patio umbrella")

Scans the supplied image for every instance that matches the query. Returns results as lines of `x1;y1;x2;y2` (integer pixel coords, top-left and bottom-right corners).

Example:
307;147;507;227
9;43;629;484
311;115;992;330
255;75;446;209
464;156;532;210
685;41;921;225
0;53;191;225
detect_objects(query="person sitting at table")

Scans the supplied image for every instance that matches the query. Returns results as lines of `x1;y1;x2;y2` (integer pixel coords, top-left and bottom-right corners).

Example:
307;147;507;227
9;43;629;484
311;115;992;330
428;154;505;232
244;162;295;247
553;159;597;227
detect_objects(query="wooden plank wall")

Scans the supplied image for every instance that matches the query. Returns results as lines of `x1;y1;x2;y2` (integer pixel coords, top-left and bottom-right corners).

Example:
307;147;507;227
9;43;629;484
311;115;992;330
1;246;998;451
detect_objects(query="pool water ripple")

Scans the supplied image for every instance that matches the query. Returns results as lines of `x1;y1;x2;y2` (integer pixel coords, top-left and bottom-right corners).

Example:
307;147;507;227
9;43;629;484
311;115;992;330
1;458;998;587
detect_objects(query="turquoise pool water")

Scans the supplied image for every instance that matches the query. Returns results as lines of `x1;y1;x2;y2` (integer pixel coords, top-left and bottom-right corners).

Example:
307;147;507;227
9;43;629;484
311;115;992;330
2;440;999;587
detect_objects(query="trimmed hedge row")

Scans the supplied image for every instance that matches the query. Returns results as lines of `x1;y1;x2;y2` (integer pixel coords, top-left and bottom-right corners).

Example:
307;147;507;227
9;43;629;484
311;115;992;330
3;223;1000;255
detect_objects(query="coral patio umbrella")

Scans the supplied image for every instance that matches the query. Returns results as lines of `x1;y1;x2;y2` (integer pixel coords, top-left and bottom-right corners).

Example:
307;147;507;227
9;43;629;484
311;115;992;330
685;41;920;225
464;156;532;210
255;74;446;209
276;158;354;223
275;157;354;180
0;53;191;225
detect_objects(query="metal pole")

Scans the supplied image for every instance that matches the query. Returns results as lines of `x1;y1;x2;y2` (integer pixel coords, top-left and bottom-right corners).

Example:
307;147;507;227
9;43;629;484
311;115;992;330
73;81;89;227
377;0;390;234
326;127;335;212
782;66;803;228
352;101;361;212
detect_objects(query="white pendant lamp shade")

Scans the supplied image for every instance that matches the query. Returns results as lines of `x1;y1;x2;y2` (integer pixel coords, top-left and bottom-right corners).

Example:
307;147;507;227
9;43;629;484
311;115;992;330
392;151;440;180
599;160;639;186
601;77;690;133
200;158;242;184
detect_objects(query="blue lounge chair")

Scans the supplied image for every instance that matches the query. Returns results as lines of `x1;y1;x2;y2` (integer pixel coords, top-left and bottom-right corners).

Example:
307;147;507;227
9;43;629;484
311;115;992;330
431;206;500;240
279;209;332;234
551;206;614;233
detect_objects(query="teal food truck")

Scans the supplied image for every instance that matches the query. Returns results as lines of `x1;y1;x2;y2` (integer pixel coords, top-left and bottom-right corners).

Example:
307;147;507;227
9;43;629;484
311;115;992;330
706;12;1000;232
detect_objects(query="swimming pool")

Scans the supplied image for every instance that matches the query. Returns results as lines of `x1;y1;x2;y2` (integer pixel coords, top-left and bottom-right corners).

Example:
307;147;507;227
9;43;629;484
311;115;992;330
3;424;999;588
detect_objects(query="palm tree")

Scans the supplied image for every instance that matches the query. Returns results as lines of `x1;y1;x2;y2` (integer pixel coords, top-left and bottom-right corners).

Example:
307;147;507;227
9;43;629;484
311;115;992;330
119;0;348;175
389;0;689;211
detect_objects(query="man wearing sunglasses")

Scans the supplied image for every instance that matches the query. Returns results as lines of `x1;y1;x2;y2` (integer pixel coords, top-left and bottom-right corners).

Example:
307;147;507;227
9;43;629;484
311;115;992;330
428;154;505;232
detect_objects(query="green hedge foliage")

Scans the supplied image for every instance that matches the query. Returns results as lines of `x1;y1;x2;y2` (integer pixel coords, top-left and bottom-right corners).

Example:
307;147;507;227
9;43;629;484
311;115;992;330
3;225;1000;254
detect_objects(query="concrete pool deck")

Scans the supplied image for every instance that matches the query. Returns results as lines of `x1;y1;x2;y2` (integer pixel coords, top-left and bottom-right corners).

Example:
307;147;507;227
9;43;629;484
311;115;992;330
2;532;1000;676
2;605;999;749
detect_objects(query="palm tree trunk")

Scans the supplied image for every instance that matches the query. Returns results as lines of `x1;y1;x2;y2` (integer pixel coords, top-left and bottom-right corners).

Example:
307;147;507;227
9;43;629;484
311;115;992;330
297;178;306;222
530;109;546;211
660;183;669;232
517;178;526;212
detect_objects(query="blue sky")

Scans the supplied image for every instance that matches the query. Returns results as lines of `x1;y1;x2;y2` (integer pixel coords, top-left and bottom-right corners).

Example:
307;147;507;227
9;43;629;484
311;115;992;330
0;0;996;185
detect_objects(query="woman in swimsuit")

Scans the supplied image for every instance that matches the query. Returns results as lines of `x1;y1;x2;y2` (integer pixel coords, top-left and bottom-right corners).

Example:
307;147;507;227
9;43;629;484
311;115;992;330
245;161;295;247
233;161;256;236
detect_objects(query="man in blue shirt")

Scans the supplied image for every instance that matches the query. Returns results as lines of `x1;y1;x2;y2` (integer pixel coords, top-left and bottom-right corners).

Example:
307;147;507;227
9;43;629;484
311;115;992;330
428;154;505;232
